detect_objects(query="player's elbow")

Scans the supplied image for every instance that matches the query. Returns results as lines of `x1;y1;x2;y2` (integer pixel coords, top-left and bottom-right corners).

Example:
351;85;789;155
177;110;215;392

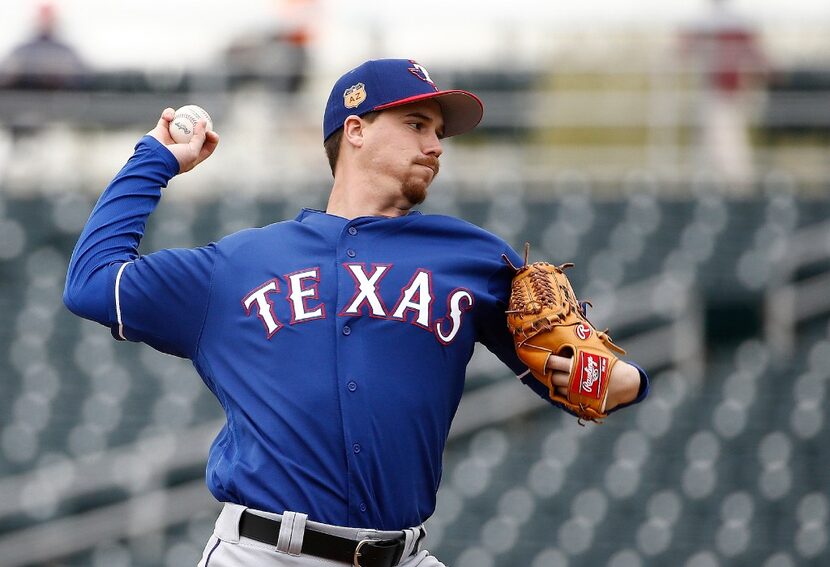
63;283;94;320
63;275;109;324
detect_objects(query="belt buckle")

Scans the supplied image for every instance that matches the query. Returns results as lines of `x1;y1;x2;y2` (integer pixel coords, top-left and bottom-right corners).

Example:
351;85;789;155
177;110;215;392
353;539;371;567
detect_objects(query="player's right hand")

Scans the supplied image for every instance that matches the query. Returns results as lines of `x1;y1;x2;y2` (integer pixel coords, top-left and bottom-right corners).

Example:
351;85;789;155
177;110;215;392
147;107;220;174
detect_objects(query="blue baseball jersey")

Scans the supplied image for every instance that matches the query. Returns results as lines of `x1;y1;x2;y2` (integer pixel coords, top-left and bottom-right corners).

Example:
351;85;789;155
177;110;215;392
65;136;648;531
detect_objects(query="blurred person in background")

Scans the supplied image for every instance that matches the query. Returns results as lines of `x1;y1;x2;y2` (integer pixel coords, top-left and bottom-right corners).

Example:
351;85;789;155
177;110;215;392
679;0;768;190
0;2;89;91
0;1;91;177
224;0;315;93
223;27;309;93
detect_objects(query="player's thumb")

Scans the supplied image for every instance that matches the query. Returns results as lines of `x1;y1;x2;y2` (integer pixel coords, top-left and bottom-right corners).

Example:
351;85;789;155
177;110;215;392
159;108;175;127
147;108;175;139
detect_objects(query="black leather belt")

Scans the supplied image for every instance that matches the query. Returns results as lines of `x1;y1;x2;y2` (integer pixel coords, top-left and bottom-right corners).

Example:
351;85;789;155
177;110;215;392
238;510;421;567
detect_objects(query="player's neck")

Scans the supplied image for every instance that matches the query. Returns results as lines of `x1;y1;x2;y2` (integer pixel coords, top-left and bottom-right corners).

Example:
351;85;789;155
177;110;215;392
326;176;413;219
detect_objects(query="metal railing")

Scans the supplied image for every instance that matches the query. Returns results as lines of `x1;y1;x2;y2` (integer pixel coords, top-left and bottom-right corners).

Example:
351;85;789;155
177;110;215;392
764;219;830;357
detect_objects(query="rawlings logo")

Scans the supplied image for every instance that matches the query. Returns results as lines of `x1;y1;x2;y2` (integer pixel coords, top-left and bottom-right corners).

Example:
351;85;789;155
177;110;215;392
582;357;599;392
575;323;592;340
571;352;607;400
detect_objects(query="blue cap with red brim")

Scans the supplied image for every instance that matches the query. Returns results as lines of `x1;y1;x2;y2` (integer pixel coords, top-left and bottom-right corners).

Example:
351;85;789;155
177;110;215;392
323;58;484;141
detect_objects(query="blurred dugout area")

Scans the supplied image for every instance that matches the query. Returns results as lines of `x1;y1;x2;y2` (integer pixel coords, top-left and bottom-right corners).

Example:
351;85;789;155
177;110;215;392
0;185;829;566
1;38;830;198
1;37;830;565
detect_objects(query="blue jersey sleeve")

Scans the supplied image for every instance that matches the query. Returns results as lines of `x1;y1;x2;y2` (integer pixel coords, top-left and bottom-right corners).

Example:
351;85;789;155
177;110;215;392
64;135;215;359
476;244;528;376
113;246;215;358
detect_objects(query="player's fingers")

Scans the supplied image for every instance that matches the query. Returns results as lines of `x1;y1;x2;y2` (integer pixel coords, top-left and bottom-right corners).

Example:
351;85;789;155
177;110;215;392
549;370;570;388
189;119;208;151
546;354;573;374
198;130;220;162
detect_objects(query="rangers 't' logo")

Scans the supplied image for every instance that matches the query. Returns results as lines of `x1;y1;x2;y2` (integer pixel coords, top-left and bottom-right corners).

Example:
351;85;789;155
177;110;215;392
408;62;438;90
575;323;592;340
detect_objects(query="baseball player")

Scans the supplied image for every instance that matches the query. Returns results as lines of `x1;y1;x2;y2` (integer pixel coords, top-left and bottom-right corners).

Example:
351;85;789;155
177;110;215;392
64;59;649;566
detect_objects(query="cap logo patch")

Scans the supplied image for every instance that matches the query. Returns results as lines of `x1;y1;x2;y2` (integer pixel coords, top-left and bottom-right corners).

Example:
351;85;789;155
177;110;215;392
344;83;367;109
408;62;438;90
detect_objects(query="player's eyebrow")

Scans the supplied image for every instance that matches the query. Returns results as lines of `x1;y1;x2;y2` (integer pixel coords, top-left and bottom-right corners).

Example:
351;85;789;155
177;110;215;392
404;112;445;138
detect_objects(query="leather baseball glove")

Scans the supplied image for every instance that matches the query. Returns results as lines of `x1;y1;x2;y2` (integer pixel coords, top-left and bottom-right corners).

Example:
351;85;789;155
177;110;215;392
504;245;626;423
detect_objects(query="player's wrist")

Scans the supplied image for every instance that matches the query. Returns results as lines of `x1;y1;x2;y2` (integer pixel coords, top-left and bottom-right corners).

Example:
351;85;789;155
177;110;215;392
139;135;182;178
606;361;641;410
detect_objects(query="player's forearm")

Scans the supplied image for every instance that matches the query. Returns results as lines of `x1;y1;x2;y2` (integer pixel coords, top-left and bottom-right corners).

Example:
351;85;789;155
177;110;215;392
63;136;178;322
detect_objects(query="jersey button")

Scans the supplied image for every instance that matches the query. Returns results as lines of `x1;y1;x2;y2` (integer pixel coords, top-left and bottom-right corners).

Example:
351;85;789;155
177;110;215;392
342;325;351;336
347;381;357;392
353;443;361;454
348;226;358;236
346;249;356;258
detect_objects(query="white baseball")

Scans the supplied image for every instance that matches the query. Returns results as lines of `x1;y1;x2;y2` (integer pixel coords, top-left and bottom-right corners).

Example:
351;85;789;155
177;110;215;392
169;104;213;144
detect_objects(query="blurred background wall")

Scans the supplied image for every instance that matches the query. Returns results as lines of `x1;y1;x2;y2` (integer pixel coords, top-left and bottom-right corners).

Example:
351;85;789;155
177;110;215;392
0;0;829;566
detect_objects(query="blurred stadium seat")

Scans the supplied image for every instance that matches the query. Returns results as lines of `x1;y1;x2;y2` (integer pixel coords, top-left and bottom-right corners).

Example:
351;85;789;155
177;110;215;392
0;190;829;566
0;15;829;560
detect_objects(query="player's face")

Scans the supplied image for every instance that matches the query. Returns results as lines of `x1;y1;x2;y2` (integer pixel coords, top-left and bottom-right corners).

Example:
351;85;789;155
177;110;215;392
361;100;444;206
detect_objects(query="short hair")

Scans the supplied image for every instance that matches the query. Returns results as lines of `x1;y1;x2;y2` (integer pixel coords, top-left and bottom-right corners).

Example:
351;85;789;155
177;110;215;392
323;111;379;176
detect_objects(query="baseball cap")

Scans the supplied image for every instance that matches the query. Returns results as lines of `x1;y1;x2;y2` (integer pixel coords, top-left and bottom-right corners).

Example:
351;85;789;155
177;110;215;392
323;58;484;141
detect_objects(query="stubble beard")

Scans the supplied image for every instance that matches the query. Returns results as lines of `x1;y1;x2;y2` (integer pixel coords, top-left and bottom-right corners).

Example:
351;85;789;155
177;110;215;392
403;157;440;206
402;178;428;206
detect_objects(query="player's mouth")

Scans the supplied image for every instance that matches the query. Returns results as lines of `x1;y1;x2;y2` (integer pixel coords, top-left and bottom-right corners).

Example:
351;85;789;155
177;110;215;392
414;157;440;177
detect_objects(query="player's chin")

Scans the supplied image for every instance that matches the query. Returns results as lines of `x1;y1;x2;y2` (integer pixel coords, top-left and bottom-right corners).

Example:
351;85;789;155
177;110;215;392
402;178;430;206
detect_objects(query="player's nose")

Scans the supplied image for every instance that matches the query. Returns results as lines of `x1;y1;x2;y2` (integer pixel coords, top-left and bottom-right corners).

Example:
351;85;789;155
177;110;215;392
423;131;443;158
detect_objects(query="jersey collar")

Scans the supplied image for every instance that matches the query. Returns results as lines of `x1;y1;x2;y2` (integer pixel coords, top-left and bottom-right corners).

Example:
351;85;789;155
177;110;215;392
295;208;423;224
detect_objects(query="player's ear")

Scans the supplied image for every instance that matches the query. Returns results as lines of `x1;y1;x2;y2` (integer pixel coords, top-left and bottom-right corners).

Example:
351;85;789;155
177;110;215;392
343;115;366;149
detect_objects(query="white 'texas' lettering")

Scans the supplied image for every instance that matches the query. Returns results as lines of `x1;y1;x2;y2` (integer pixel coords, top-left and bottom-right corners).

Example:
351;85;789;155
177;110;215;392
434;289;473;344
286;268;324;323
342;264;389;317
391;270;433;328
243;266;475;344
242;279;283;338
